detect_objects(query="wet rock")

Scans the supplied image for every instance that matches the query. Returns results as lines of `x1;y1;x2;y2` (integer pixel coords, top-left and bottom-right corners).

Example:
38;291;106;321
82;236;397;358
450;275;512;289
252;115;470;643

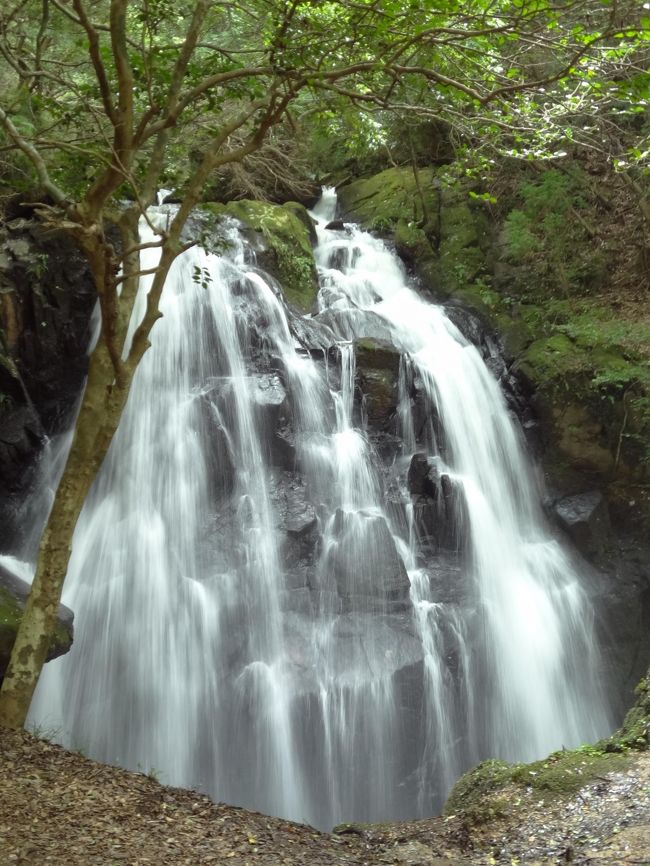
325;219;346;231
325;510;411;609
407;455;467;552
195;392;236;500
355;339;400;430
407;453;437;496
420;555;466;605
313;309;393;345
330;612;423;678
287;314;337;355
252;372;287;407
252;372;289;440
279;587;314;615
0;221;96;549
0;560;74;678
553;491;611;558
0;404;43;487
271;424;297;470
269;472;321;568
280;609;423;696
444;301;487;349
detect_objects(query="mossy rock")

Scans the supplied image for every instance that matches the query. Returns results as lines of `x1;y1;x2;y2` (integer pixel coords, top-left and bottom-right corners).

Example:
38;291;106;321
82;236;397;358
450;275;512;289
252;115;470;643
337;167;437;232
444;759;512;816
0;570;74;678
615;668;650;750
355;339;400;428
394;219;432;265
444;665;650;821
201;200;319;313
338;168;492;305
509;746;628;795
517;334;591;386
445;746;631;823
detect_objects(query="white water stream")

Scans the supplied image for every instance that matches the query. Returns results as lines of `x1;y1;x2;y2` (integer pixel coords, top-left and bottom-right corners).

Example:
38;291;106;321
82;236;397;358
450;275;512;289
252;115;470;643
15;189;610;829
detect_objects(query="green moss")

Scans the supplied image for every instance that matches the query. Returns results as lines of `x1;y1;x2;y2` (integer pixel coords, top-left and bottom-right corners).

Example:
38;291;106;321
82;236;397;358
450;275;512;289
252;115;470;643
337;167;436;231
445;759;513;816
510;745;628;795
613;670;650;750
519;334;591;386
0;586;23;660
445;744;633;824
200;199;318;312
394;219;431;263
445;670;650;819
0;585;72;673
497;319;534;358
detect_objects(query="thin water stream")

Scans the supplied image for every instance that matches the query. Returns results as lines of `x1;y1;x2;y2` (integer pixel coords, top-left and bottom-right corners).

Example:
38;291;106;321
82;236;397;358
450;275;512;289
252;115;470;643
12;190;611;829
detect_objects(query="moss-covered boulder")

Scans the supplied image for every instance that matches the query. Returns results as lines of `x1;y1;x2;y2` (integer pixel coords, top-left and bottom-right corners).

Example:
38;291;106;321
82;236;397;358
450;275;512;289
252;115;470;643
355;339;400;429
0;563;74;678
203;200;318;313
514;315;650;479
444;746;631;825
444;759;513;819
337;167;437;232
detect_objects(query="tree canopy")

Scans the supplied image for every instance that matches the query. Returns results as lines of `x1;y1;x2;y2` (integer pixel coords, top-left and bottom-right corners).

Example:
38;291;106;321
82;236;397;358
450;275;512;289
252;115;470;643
1;0;648;212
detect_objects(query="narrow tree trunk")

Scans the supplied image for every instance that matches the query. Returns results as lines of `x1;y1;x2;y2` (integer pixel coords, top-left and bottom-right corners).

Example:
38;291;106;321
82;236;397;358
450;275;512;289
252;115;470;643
0;344;132;729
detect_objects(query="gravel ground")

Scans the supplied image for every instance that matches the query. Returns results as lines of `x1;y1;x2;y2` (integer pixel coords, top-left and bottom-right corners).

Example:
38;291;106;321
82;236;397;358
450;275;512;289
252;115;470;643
1;727;648;866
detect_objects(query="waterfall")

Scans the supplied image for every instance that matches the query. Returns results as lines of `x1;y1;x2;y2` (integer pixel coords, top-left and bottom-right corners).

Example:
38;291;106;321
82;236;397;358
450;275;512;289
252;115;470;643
22;190;611;830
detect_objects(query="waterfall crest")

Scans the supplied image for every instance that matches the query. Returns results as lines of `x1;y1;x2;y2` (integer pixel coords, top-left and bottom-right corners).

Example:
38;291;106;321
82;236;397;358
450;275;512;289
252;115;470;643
24;191;611;829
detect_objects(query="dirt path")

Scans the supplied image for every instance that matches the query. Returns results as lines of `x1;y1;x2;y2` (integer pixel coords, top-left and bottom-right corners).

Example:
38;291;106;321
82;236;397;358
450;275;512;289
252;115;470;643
1;727;648;866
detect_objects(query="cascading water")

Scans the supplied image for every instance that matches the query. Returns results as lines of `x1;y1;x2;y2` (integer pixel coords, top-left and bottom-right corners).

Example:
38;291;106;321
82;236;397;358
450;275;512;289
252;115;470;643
20;189;611;830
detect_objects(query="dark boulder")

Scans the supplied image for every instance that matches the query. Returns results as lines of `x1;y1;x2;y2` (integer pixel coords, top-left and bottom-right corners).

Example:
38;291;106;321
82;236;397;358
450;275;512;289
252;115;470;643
0;219;96;549
324;509;411;611
553;491;611;558
407;454;468;552
0;560;74;679
324;219;346;231
269;471;321;569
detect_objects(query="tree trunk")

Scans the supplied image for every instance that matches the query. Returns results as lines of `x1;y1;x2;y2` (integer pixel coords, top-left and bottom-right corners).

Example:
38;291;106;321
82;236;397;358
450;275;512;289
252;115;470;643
0;343;132;729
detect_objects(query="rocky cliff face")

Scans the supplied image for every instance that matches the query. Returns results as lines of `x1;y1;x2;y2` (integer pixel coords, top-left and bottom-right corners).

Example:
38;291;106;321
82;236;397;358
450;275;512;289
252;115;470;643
337;165;650;706
0;214;96;552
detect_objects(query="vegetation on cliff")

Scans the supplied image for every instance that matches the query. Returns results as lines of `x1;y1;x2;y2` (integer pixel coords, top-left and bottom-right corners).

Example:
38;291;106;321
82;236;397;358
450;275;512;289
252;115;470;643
336;156;650;495
202;200;319;311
